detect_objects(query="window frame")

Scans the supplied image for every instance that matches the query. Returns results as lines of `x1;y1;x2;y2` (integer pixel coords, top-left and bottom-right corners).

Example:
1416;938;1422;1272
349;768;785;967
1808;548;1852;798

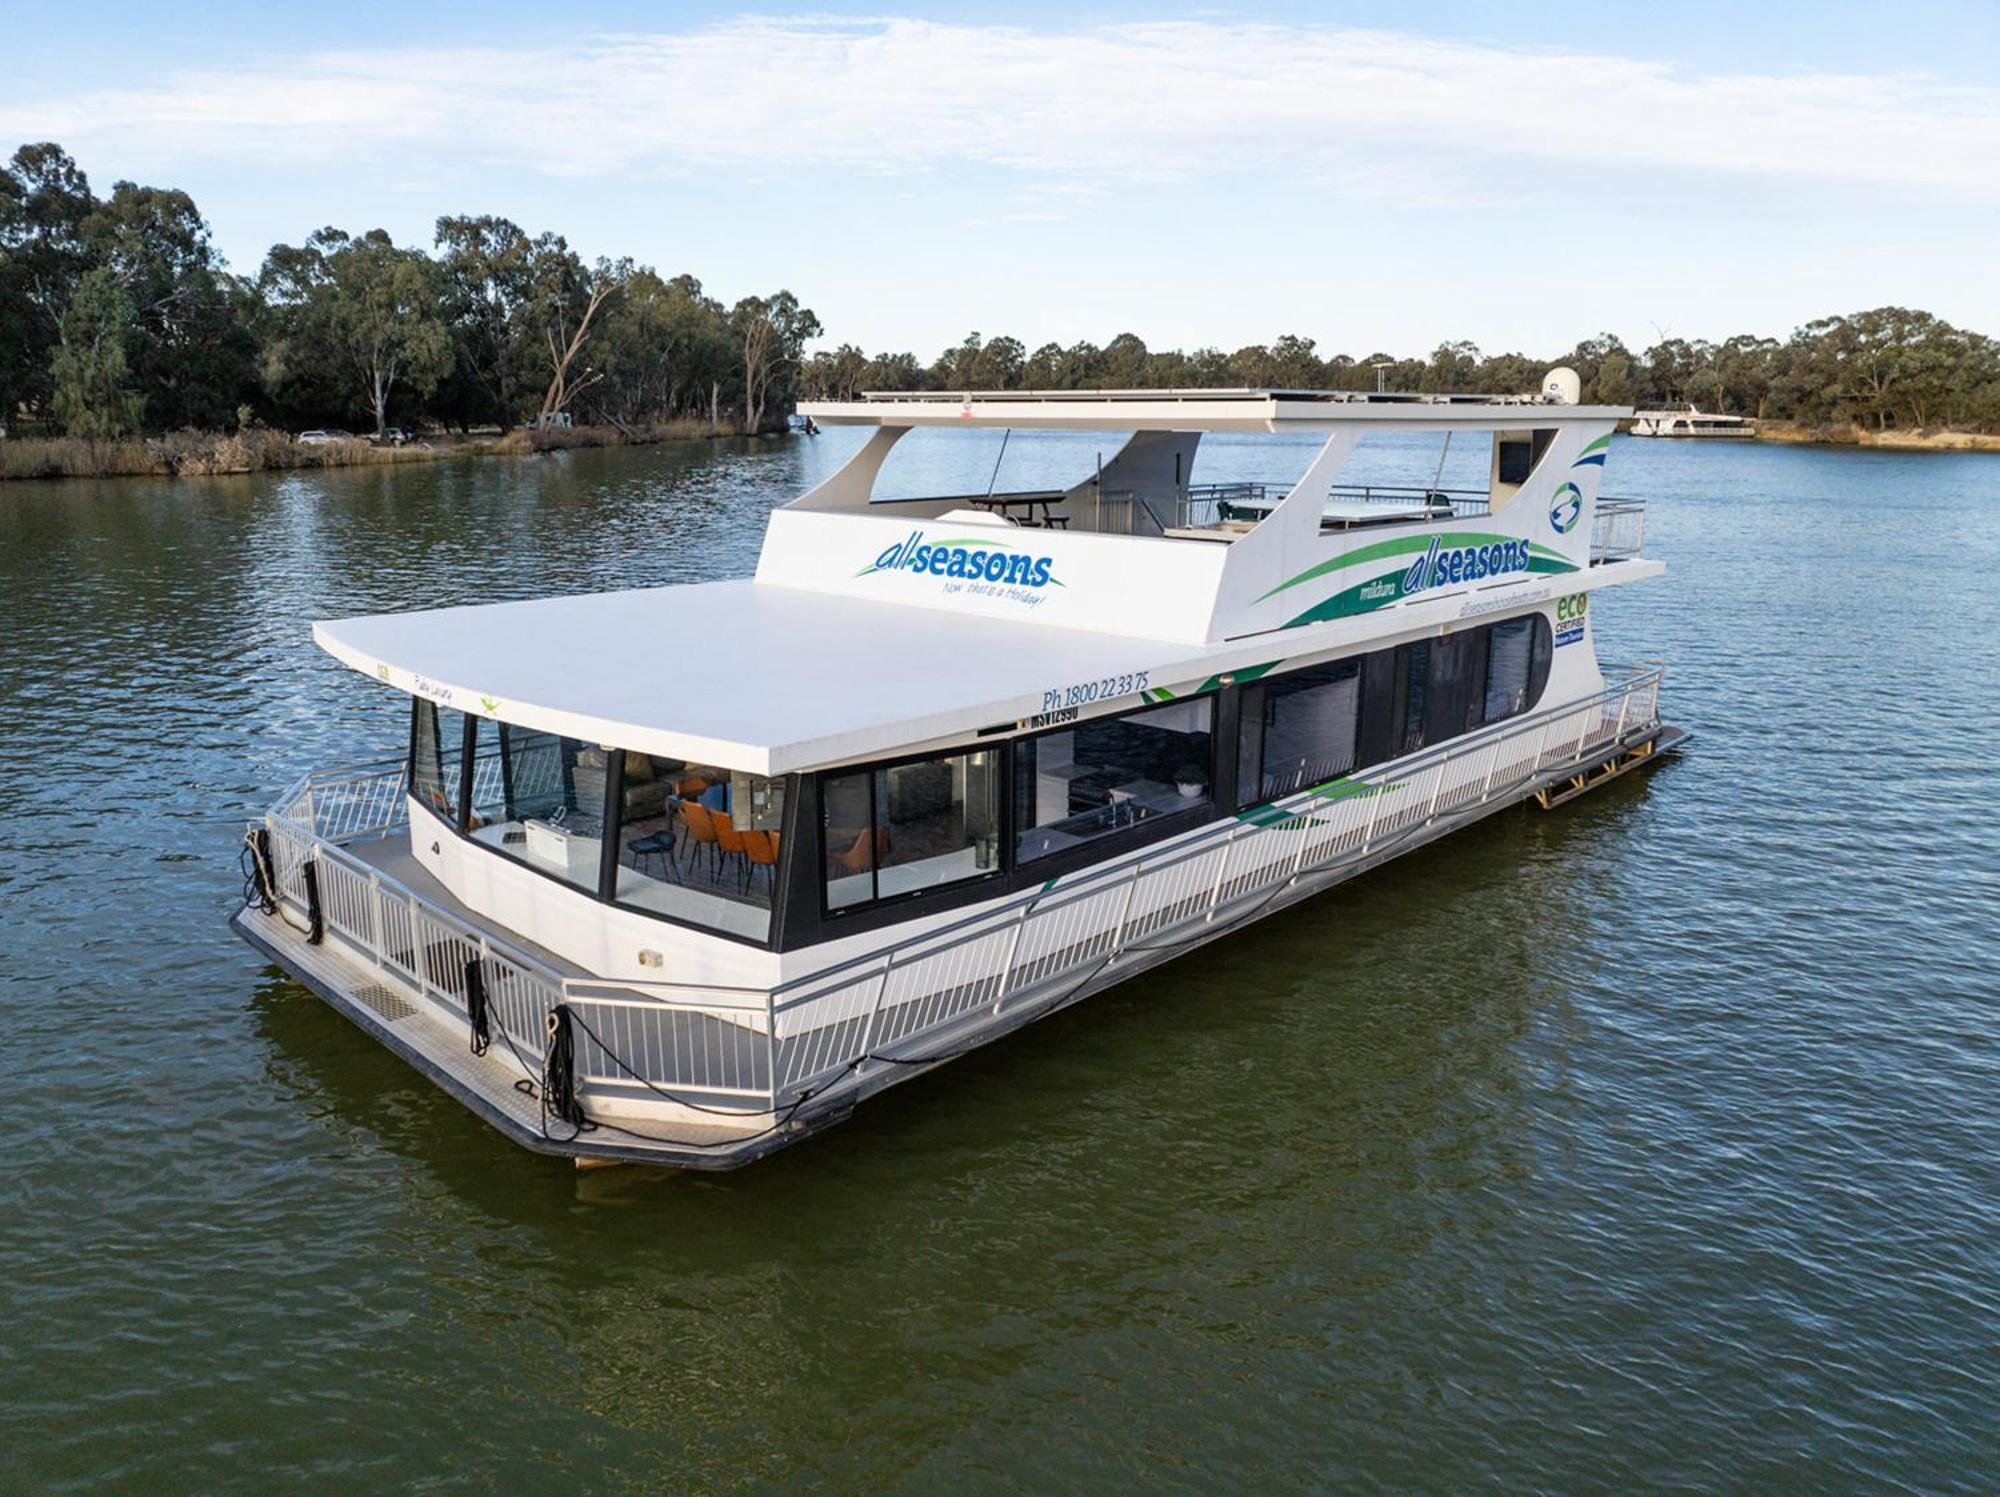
1009;691;1220;871
404;698;788;951
817;740;1007;920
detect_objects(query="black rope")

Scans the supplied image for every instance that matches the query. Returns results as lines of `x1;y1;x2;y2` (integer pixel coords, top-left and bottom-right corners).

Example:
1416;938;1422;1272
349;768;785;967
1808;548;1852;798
541;1004;589;1131
240;828;279;914
239;830;314;936
463;956;492;1058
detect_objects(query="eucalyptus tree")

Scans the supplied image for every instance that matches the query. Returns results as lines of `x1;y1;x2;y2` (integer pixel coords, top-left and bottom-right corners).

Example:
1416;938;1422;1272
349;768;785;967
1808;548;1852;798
433;213;532;429
50;267;142;437
258;228;452;437
732;290;820;432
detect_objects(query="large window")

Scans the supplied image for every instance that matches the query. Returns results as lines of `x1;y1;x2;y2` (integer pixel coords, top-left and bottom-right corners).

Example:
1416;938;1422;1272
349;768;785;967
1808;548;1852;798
612;758;784;942
1015;697;1213;864
410;702;466;822
464;721;605;895
1235;614;1554;807
1476;616;1543;725
823;748;1001;912
1237;658;1360;803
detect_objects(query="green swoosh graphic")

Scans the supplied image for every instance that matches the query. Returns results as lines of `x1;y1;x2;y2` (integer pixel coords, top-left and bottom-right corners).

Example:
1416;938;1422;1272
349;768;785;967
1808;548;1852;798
1256;532;1565;603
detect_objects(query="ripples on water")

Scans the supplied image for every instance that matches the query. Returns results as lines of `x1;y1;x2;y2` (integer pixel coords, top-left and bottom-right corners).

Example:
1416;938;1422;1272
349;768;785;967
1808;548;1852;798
0;434;1994;1489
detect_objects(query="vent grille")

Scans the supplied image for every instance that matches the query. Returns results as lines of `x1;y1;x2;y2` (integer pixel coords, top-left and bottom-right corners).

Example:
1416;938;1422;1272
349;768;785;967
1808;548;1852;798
353;984;418;1024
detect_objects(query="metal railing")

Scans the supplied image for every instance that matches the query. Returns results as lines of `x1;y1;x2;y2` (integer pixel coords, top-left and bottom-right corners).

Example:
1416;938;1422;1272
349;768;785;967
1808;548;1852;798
1080;482;1499;535
1592;497;1646;562
252;664;1666;1133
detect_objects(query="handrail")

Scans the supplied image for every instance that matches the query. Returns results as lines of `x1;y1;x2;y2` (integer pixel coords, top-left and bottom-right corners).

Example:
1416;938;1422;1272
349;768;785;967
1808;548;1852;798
549;663;1667;1018
257;662;1665;1116
272;664;1663;1023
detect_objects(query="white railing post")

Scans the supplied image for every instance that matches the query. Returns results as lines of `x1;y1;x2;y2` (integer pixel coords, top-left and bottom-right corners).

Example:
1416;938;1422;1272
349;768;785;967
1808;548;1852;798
1425;757;1448;821
368;871;386;970
855;955;897;1063
1361;780;1386;853
1479;733;1506;801
1532;717;1556;774
765;993;782;1111
1113;859;1143;943
993;902;1032;1010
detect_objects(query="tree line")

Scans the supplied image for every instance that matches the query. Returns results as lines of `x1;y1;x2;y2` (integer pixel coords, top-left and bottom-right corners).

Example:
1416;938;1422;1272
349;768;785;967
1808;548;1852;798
0;142;819;441
7;140;2000;443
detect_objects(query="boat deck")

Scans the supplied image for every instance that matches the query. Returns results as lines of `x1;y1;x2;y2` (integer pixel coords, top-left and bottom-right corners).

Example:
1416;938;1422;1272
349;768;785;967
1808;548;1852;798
345;834;591;979
233;900;787;1167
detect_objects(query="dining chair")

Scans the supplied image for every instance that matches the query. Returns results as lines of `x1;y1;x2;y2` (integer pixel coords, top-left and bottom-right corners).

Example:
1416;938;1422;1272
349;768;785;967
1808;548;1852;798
710;812;751;889
678;800;719;878
742;829;778;893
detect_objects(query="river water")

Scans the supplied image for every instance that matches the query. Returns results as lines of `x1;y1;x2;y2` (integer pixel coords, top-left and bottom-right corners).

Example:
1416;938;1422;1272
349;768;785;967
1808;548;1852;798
1;431;1995;1491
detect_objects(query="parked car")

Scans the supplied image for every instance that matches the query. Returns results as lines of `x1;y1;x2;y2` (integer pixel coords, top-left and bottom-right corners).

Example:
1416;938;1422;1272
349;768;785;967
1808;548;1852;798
296;429;354;446
372;427;414;447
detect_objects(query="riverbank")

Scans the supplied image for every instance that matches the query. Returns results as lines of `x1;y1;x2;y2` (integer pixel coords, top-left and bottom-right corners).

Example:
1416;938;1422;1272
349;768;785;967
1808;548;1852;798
0;416;744;482
1753;419;2000;452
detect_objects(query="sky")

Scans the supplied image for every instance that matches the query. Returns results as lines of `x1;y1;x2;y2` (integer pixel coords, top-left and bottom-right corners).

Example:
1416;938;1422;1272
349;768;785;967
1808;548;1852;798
5;0;1998;361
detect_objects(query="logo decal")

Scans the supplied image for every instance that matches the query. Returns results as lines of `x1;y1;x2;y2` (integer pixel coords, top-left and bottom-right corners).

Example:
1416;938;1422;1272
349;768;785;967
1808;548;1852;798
857;530;1062;590
1549;483;1583;534
1255;531;1579;630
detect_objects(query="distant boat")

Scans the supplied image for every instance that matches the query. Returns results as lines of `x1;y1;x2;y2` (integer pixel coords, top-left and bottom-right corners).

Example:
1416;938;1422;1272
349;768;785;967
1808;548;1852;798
1631;406;1755;438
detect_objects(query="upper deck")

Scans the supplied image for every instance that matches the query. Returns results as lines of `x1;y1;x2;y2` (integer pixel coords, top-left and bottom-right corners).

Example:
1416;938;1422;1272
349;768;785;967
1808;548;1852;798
318;384;1654;774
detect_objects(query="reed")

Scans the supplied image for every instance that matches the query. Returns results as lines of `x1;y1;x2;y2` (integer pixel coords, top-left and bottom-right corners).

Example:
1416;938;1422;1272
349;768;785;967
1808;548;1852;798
0;421;744;482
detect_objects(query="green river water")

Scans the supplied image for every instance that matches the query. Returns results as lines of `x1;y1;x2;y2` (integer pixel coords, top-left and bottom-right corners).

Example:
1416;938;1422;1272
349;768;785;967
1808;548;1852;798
0;431;1995;1491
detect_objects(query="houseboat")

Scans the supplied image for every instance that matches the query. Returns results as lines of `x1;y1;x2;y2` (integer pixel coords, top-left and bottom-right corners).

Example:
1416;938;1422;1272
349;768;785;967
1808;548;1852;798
233;379;1686;1168
1630;405;1755;438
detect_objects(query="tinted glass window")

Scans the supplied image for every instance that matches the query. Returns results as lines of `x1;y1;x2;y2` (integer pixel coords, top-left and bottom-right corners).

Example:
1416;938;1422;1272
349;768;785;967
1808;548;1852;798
609;756;780;941
1017;698;1213;863
823;748;1001;911
1241;658;1360;801
1399;641;1432;754
464;721;604;895
1482;617;1536;722
409;701;464;822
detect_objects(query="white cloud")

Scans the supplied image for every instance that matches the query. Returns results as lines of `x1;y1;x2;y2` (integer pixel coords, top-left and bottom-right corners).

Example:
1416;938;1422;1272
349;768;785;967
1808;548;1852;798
6;16;1999;199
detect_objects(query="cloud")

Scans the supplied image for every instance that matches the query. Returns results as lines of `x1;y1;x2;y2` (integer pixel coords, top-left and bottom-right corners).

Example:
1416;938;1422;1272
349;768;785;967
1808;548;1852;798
6;16;1999;199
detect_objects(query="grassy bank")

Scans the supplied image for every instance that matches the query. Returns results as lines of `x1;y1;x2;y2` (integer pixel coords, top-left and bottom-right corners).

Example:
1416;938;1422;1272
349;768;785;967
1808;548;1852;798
1754;420;2000;453
0;416;743;482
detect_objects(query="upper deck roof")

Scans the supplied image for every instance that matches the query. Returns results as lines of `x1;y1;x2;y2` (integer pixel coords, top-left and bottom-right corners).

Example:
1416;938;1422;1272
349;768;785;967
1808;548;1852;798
799;388;1631;433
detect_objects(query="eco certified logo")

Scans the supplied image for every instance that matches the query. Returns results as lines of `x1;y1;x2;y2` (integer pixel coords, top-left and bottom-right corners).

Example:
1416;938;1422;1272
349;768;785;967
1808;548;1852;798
1549;483;1583;534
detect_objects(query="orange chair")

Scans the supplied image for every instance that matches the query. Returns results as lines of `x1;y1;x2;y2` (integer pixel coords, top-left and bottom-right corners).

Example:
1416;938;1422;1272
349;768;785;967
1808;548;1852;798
709;811;751;888
678;800;719;878
831;825;889;874
742;829;779;893
676;775;709;799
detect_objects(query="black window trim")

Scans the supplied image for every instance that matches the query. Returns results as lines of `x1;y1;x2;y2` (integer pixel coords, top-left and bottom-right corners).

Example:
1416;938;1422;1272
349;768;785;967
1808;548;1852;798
817;740;1008;921
405;699;786;952
1233;609;1555;816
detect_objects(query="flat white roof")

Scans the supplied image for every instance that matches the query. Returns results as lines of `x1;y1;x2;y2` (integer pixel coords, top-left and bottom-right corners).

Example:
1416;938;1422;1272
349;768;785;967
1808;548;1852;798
315;580;1245;775
800;388;1630;432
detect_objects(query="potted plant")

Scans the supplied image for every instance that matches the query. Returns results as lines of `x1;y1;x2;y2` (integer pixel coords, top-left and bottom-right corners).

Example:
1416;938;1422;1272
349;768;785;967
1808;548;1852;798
1173;762;1208;799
